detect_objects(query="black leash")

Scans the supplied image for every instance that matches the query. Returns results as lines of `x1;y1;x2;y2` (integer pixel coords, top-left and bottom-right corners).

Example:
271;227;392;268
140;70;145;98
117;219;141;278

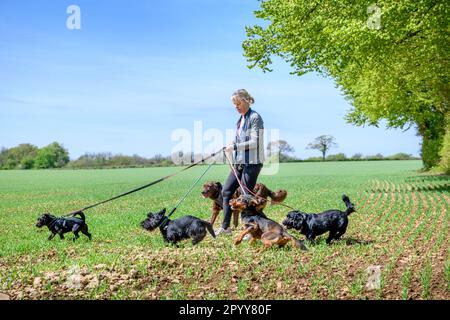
63;147;225;217
159;160;214;228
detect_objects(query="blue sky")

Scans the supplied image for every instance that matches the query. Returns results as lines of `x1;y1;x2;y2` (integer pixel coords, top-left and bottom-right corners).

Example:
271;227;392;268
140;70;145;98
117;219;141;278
0;0;421;160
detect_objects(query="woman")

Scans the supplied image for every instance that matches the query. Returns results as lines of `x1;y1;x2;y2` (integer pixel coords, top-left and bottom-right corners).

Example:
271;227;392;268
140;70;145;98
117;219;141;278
216;89;265;235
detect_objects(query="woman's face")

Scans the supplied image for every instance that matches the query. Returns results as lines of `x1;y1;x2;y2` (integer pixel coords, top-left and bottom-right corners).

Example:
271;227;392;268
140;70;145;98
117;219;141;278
232;96;250;115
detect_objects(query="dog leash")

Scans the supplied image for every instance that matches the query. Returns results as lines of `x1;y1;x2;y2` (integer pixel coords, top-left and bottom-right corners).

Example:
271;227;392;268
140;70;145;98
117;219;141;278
63;147;225;217
159;160;215;228
223;150;299;212
223;151;249;196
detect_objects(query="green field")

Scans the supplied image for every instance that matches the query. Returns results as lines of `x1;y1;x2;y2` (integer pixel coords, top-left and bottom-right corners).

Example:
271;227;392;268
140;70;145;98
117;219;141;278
0;160;448;299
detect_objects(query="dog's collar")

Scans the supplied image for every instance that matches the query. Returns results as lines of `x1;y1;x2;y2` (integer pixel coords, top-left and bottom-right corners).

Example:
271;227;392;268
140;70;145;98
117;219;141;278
158;216;171;229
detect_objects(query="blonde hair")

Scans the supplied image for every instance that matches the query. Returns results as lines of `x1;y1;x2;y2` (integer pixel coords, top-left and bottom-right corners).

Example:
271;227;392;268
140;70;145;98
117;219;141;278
231;89;255;105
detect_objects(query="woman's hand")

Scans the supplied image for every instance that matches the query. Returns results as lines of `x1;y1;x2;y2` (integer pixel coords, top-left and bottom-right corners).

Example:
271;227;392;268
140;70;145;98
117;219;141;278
224;144;234;153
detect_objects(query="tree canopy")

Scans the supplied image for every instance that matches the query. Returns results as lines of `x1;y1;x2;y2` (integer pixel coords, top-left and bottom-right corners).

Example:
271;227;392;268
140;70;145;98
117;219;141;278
0;143;38;169
243;0;449;169
34;142;70;169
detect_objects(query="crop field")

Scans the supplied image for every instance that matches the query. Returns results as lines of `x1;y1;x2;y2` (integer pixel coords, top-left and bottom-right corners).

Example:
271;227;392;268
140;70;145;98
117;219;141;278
0;160;448;300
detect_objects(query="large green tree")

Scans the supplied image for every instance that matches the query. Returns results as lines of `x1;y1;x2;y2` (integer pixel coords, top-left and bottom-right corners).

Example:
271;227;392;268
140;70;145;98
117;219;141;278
34;142;70;169
243;0;449;169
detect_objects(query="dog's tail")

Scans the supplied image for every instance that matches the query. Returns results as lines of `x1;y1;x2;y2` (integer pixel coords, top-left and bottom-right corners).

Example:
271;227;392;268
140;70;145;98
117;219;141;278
204;221;216;238
73;211;86;222
342;194;355;215
270;189;288;203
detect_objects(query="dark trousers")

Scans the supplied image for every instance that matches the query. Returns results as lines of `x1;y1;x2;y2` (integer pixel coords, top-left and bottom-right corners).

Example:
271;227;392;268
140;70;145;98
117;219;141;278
221;163;263;229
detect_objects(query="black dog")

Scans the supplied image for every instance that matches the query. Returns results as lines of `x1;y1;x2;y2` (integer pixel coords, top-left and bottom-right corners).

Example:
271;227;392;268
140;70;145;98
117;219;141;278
282;195;355;244
140;208;216;246
35;211;92;242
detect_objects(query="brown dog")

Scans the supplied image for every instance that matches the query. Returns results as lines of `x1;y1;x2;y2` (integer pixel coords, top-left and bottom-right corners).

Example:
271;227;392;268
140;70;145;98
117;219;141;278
253;183;287;210
201;181;288;228
230;195;307;250
229;194;268;215
201;181;240;228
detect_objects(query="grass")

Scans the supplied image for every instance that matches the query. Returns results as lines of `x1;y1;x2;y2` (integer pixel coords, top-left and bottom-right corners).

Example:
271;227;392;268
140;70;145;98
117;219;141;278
0;160;448;299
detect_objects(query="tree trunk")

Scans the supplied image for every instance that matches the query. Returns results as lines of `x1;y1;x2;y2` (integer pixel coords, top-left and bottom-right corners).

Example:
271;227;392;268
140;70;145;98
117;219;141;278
416;113;446;169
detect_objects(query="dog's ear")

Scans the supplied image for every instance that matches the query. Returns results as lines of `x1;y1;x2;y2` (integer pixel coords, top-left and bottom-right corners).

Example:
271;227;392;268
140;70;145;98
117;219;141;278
290;212;300;222
215;181;222;188
160;208;166;214
147;212;154;218
298;213;307;225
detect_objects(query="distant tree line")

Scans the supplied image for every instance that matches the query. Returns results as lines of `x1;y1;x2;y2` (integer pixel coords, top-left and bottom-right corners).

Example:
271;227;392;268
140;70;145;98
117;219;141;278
0;142;174;170
0;142;69;169
289;152;419;162
67;152;173;169
0;141;420;170
267;138;420;162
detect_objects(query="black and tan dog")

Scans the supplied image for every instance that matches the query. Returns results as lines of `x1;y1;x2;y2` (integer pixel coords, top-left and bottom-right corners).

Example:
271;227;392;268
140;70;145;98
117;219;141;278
229;195;307;250
35;211;92;242
229;194;268;218
201;181;287;228
253;183;287;206
282;195;355;244
140;208;215;246
201;181;240;228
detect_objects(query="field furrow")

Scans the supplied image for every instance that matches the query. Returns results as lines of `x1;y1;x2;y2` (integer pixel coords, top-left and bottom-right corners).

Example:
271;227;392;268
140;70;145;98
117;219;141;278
0;161;447;300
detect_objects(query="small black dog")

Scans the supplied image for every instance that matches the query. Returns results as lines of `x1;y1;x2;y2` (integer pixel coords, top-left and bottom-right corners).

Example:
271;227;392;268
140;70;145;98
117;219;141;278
35;211;92;242
282;195;355;244
140;208;215;246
